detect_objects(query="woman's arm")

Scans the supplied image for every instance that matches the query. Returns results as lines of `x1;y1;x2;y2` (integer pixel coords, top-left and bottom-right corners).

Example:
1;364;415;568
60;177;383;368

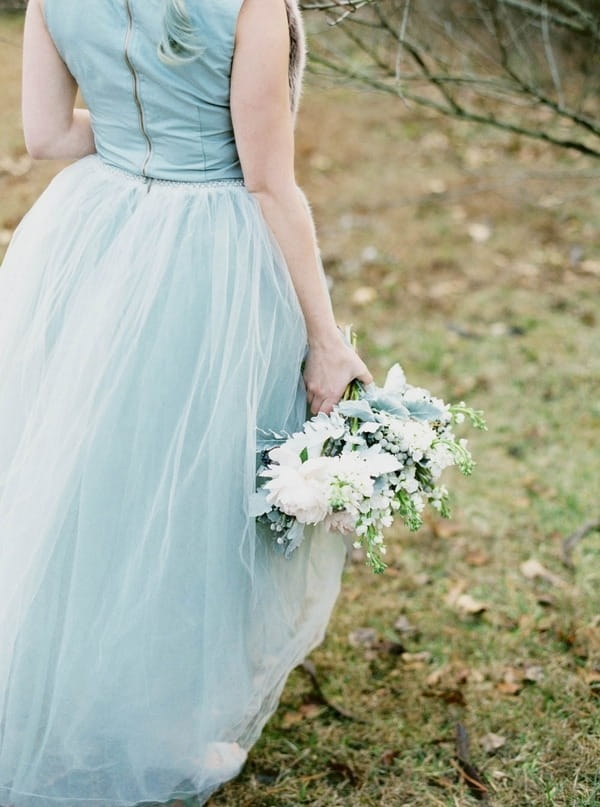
21;0;95;160
230;0;373;415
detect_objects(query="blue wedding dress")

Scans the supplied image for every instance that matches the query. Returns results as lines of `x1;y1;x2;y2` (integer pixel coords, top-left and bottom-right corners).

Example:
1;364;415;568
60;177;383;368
0;1;346;804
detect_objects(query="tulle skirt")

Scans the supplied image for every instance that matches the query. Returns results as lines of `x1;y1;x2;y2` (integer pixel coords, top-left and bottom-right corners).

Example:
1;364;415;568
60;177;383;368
0;155;346;806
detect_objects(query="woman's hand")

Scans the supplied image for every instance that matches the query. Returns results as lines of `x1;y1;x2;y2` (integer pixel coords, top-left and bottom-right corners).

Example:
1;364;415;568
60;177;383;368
303;332;374;415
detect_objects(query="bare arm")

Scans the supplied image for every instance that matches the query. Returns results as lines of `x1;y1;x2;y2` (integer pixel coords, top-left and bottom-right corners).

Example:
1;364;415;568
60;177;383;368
230;0;372;414
22;0;95;160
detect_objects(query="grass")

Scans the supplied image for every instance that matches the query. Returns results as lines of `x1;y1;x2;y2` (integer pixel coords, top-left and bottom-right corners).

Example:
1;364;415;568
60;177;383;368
2;12;600;807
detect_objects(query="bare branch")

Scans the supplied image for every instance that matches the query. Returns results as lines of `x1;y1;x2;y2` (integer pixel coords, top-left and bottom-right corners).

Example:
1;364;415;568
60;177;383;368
304;0;600;158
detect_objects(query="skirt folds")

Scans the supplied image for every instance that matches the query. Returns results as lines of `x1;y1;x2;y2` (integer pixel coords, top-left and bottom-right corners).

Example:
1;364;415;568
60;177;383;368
0;155;345;806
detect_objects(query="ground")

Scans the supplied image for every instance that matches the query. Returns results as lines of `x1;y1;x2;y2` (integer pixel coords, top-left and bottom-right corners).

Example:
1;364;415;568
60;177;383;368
1;12;599;807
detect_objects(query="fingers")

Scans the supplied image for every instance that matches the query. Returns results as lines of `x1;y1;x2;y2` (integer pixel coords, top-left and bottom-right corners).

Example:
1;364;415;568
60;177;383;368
307;391;334;415
358;368;374;385
311;397;336;415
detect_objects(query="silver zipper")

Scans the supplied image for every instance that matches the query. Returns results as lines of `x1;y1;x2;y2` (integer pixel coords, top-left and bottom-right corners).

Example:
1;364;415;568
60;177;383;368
124;0;152;179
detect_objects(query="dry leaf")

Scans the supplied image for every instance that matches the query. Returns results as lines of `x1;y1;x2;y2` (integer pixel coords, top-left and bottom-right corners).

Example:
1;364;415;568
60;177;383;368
465;550;490;567
446;580;467;606
401;651;432;664
394;615;418;636
428;178;447;194
523;664;545;683
425;667;446;687
379;749;399;766
424;687;467;706
480;732;507;753
455;594;488;615
497;666;524;695
431;520;462;539
298;703;324;719
281;710;304;728
536;593;556;607
348;627;378;648
520;558;567;588
351;286;377;305
580;259;600;276
496;681;522;695
468;222;492;243
581;670;600;686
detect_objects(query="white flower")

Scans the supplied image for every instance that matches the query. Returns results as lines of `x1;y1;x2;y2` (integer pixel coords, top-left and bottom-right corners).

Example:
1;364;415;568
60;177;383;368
388;420;436;460
263;457;332;524
399;474;419;494
428;443;455;477
268;434;307;469
303;411;346;453
325;510;357;535
383;363;407;395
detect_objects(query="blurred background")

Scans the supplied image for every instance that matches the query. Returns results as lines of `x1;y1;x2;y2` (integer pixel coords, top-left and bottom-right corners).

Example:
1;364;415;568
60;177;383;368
1;2;599;804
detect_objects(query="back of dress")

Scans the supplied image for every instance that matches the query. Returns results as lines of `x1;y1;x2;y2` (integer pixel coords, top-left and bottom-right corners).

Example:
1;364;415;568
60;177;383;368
44;0;244;181
0;3;346;806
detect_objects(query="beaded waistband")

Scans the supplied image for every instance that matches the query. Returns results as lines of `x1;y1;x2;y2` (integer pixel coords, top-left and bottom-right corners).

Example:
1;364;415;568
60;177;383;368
92;156;246;190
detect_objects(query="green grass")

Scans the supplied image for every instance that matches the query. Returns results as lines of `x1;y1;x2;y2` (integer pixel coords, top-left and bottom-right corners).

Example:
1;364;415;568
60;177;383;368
2;13;600;807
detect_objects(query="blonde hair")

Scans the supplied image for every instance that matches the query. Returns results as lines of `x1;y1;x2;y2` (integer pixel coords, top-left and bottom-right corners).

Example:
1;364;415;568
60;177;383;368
157;0;204;65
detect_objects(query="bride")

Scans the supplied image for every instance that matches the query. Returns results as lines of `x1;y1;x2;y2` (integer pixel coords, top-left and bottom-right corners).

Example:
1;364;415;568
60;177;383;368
0;0;372;804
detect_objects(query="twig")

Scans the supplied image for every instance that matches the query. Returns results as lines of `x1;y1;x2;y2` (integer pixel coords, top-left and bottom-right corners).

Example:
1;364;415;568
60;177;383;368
561;520;600;568
307;53;600;158
454;723;490;803
299;659;363;721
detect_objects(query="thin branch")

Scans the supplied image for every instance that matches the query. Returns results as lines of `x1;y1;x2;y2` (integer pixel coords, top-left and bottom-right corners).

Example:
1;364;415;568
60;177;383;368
562;520;600;568
541;1;566;107
307;52;600;157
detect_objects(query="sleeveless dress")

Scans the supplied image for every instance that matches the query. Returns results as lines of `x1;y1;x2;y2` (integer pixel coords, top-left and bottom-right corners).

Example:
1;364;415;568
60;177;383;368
0;1;346;804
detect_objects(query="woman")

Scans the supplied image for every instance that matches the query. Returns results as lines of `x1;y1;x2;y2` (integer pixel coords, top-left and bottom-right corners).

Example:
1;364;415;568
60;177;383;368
0;0;372;804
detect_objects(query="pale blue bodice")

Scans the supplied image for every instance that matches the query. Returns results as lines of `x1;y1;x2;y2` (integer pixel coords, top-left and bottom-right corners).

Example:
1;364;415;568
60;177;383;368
44;0;244;182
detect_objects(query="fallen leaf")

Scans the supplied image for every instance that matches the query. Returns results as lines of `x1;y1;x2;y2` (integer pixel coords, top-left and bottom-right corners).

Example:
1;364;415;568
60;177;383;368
480;733;507;753
468;222;492;243
394;615;419;637
455;594;488;615
424;687;467;706
446;580;467;606
520;558;567;588
580;259;600;276
496;681;522;695
523;664;545;683
401;651;432;664
431;520;462;539
428;178;447;194
464;550;490;567
496;666;524;695
536;593;556;607
281;710;304;728
351;286;377;305
426;667;446;687
361;245;379;262
379;749;399;766
298;703;324;719
348;627;378;648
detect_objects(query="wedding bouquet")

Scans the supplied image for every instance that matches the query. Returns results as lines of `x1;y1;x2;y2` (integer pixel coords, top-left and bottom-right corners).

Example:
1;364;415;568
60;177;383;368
251;344;486;574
